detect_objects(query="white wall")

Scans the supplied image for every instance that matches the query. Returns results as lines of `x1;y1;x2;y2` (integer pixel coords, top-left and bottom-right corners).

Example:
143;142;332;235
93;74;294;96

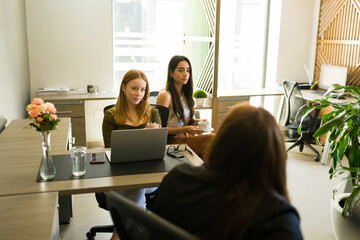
25;0;114;99
267;0;320;85
0;0;30;124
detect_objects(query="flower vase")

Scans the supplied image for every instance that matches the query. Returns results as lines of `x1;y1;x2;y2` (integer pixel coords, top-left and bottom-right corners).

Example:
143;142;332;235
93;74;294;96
39;131;56;180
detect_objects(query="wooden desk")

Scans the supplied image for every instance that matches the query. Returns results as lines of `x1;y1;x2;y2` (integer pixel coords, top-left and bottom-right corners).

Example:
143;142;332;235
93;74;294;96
0;119;202;197
302;89;355;104
0;192;59;240
0;119;202;239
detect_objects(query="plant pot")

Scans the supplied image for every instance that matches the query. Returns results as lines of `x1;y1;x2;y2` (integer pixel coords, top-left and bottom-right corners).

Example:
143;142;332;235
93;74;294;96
330;193;360;240
195;98;205;107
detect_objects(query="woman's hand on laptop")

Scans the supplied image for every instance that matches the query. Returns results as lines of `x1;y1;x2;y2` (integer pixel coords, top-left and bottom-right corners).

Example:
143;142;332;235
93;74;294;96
145;122;161;129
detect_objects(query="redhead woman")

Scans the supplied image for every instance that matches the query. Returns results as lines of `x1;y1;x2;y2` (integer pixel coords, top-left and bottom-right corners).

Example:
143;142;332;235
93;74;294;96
102;69;161;147
156;55;214;157
99;69;160;240
148;103;303;239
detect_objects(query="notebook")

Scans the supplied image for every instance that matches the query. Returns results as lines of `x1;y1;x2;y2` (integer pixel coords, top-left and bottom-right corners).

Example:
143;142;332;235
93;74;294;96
105;128;168;164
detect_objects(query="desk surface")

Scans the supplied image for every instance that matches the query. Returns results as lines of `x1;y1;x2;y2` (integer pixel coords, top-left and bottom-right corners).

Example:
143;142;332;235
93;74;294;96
218;88;284;99
302;89;355;104
0;118;202;239
39;92;117;101
0;192;58;240
0;119;203;197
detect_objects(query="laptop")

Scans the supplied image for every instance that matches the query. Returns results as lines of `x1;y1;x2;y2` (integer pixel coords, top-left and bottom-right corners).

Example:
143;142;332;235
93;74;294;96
105;128;168;164
313;65;348;96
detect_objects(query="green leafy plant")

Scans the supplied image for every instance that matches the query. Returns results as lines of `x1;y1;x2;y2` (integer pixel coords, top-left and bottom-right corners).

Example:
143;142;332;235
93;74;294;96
193;89;207;98
298;84;360;218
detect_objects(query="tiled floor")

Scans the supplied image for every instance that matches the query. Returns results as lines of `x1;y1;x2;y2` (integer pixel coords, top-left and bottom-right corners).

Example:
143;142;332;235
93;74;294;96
60;144;340;240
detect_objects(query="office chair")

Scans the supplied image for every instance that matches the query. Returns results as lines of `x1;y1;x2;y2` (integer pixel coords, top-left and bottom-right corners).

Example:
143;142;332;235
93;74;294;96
0;116;7;134
86;103;170;239
107;191;200;240
149;91;160;97
282;80;321;161
149;91;160;104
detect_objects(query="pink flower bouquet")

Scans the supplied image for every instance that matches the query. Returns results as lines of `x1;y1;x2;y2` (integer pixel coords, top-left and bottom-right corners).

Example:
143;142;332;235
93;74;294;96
26;98;61;132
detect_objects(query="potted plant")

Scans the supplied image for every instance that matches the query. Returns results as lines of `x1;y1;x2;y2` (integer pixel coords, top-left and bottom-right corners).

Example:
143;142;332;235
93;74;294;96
299;84;360;239
193;89;207;107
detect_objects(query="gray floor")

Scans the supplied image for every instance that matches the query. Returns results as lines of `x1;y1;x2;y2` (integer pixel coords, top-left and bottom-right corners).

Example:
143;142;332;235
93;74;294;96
60;143;339;240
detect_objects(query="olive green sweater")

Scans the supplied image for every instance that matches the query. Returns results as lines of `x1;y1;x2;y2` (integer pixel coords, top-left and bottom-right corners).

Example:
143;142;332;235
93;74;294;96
102;107;161;148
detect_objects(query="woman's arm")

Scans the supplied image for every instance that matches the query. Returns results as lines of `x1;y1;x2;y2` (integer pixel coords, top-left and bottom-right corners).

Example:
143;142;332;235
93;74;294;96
102;110;116;148
156;91;204;135
145;107;162;128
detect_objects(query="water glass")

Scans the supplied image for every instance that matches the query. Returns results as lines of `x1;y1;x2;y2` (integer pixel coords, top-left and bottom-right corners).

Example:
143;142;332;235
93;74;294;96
71;146;87;176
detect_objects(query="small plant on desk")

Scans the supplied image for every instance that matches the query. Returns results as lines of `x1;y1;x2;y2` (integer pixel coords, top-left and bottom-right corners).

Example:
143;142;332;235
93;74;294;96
193;89;207;107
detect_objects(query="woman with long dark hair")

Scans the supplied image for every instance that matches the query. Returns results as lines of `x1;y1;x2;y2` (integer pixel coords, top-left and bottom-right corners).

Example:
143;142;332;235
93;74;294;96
156;55;214;157
147;103;303;239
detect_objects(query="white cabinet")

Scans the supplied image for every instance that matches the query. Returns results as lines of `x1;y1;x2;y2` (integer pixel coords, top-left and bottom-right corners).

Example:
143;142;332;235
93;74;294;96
85;99;117;148
212;96;250;132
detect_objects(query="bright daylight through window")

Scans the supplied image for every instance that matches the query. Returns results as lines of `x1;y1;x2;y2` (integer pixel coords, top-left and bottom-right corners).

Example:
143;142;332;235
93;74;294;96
113;0;183;92
217;0;269;96
113;0;269;95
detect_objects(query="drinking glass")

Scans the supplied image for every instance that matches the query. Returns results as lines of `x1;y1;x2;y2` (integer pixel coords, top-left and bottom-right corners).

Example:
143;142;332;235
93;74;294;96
71;146;87;176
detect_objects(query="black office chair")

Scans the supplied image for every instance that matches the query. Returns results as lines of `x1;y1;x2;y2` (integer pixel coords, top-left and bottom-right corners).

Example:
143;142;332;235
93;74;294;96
282;80;321;161
86;104;170;239
107;191;200;240
0;116;7;134
150;91;160;97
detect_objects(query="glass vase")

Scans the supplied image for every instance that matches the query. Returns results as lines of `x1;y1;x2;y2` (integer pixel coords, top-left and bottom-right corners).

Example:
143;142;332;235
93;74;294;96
39;131;56;180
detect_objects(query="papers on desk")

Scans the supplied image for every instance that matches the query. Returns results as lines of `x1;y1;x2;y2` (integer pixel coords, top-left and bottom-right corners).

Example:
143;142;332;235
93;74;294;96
37;88;87;95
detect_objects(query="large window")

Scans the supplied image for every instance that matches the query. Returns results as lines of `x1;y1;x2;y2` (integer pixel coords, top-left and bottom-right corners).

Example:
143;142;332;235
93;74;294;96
113;0;183;92
113;0;270;97
217;0;269;95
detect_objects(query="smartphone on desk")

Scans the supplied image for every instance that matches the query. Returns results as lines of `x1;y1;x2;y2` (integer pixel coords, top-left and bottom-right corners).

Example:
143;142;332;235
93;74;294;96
90;152;105;164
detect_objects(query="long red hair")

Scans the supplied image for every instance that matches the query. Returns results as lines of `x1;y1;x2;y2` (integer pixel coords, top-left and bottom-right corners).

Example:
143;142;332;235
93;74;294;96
114;70;150;125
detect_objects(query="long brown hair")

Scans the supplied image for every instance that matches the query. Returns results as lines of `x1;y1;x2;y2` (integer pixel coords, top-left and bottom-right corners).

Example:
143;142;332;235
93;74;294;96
113;69;150;125
203;103;288;239
166;55;195;125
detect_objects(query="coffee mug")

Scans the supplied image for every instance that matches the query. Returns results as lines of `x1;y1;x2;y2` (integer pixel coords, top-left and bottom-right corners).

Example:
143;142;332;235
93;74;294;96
198;121;211;131
87;85;99;93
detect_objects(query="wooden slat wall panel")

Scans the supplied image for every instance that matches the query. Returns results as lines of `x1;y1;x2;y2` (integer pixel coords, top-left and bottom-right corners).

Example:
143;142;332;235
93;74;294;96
315;0;360;87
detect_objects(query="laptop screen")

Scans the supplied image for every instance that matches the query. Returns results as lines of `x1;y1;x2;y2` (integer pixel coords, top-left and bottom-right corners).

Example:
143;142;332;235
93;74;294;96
319;65;348;92
108;127;168;163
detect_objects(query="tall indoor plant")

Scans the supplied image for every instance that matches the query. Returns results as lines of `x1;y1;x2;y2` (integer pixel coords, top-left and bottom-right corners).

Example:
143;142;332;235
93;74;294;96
299;84;360;214
299;85;360;238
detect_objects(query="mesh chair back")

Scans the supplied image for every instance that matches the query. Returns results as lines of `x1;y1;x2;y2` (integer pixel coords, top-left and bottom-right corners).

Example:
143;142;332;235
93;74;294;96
107;191;200;240
282;80;307;126
151;104;168;127
104;104;115;113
